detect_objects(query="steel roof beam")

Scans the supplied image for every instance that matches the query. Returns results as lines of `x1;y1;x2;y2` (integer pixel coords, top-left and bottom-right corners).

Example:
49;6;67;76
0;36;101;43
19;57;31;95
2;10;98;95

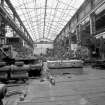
4;0;34;48
34;37;53;42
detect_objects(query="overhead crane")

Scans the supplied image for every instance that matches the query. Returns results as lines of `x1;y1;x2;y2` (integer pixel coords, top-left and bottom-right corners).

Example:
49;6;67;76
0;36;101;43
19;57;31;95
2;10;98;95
0;0;34;48
34;41;53;44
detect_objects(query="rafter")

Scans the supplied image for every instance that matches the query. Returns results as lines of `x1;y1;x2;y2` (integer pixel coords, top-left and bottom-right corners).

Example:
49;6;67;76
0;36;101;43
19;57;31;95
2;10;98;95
10;0;84;42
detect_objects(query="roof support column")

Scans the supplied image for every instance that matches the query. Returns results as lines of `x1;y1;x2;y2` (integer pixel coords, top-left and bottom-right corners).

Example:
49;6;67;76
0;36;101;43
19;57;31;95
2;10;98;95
68;32;71;49
90;0;96;36
0;0;6;45
76;25;81;45
90;13;96;35
13;13;16;37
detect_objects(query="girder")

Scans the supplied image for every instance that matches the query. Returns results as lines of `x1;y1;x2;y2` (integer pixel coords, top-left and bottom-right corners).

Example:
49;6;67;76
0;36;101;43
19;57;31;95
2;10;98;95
34;41;53;44
0;0;34;48
35;37;53;42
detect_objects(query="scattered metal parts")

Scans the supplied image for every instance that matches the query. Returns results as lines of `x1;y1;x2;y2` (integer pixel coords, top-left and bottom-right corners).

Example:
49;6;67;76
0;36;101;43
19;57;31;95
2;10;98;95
6;90;22;97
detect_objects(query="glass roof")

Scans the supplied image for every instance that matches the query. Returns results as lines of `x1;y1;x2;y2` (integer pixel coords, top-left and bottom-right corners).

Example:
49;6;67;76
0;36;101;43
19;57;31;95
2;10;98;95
9;0;84;42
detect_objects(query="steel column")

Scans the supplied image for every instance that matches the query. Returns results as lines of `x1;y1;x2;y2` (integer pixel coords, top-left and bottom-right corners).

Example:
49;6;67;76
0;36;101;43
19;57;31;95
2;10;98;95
90;13;96;35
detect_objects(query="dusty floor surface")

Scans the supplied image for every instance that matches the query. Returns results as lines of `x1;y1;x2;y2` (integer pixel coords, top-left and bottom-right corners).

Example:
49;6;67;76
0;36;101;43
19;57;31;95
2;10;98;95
4;66;105;105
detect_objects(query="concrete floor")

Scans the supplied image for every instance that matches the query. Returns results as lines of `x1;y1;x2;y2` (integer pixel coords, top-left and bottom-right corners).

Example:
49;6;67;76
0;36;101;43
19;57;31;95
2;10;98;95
4;66;105;105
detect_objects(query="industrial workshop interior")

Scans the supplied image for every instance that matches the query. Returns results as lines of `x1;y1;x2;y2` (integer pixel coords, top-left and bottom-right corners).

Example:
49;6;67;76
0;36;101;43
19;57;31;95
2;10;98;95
0;0;105;105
